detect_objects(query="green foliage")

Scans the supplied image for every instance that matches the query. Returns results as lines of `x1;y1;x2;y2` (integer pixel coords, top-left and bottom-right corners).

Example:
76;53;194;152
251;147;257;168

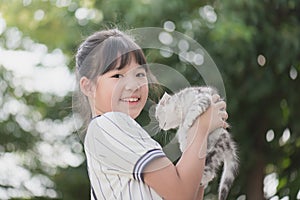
53;164;90;199
0;0;299;199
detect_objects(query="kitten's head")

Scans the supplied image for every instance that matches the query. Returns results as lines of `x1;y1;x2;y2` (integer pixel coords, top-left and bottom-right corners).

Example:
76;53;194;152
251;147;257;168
155;92;181;130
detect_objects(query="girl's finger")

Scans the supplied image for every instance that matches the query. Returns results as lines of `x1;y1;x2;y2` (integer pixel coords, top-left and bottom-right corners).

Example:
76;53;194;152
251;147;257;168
212;94;220;103
219;110;228;120
223;121;229;129
216;100;226;110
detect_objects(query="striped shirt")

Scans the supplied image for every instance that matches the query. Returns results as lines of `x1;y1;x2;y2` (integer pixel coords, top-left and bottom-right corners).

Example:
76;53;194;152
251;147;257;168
84;112;165;200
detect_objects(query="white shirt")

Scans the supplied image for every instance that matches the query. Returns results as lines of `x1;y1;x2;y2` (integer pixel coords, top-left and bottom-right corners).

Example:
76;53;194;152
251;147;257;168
84;112;165;200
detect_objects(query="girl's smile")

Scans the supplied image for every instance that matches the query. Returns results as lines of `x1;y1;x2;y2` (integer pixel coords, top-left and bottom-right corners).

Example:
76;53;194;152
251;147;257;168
120;96;141;104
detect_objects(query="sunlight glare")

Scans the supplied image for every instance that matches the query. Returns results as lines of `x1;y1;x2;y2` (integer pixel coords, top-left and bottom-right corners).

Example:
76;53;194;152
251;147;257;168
279;128;291;146
182;21;192;30
178;39;189;52
5;27;22;49
270;196;279;200
164;21;176;32
24;175;55;197
236;195;246;200
0;49;75;97
55;0;72;7
159;31;173;45
193;53;204;65
0;153;59;199
0;153;31;188
266;129;275;142
160;46;173;58
75;7;89;20
257;54;266;66
289;66;298;80
34;9;45;21
22;0;32;6
0;14;6;35
199;5;217;23
264;173;279;198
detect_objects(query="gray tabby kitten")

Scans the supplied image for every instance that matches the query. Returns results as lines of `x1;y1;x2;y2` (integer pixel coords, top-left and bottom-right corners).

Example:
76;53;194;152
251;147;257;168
155;86;238;200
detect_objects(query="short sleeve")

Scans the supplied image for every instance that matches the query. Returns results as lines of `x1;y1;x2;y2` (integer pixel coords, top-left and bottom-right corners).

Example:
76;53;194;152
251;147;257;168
84;112;166;182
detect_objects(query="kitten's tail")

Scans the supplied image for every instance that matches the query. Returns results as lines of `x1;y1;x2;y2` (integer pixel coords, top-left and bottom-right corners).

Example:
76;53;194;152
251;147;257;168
218;142;239;200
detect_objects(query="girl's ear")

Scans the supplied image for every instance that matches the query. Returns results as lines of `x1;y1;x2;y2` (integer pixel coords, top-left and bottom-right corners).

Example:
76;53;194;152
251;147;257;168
80;77;94;97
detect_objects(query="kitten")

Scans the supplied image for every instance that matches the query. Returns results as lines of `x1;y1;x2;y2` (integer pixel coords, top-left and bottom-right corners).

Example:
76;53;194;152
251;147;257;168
155;86;238;200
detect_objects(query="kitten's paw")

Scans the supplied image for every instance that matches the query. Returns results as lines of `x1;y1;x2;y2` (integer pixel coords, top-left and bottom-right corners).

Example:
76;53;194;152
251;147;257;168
195;94;211;109
179;142;186;153
183;118;196;128
183;110;202;128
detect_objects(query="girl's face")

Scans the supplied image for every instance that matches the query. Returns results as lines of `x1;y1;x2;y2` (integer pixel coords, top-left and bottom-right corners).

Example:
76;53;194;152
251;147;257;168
90;60;149;119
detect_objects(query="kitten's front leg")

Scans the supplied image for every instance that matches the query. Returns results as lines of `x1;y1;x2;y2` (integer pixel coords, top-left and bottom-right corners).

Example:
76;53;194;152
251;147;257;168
182;94;211;129
177;126;187;152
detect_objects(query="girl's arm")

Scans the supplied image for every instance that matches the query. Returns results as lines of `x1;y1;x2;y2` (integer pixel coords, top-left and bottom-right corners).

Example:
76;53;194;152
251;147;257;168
144;95;226;200
195;184;205;200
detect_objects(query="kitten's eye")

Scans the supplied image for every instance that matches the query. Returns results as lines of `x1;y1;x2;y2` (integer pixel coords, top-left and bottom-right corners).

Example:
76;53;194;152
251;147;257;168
111;74;123;78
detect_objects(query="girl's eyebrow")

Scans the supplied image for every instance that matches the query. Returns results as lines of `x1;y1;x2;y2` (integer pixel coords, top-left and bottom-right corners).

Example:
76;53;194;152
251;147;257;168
123;65;147;72
136;66;146;70
132;66;147;74
108;65;146;75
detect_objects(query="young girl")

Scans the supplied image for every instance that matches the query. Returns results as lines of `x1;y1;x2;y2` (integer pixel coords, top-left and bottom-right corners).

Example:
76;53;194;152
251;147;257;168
74;29;228;200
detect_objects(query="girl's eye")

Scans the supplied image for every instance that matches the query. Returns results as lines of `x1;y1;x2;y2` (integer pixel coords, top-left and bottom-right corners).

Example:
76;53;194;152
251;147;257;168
136;72;146;77
111;74;123;78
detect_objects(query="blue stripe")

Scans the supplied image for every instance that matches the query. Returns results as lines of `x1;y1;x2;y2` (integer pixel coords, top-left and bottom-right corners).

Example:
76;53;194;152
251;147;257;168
128;179;132;200
91;187;98;200
133;149;166;182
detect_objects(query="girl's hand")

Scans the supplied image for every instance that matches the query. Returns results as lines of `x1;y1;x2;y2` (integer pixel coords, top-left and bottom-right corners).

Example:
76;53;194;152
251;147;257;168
194;94;228;135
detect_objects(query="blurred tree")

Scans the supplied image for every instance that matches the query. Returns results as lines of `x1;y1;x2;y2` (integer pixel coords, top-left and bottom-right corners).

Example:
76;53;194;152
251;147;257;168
208;1;300;199
0;0;299;199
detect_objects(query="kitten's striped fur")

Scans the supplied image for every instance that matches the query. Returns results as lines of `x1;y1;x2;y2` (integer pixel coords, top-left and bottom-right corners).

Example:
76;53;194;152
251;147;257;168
155;86;238;200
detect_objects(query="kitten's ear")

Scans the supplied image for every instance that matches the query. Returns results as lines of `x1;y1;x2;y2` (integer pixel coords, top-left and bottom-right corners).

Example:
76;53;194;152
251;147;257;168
159;92;171;105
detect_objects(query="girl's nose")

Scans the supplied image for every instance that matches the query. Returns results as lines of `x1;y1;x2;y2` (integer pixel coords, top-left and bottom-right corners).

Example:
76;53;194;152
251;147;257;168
124;77;140;91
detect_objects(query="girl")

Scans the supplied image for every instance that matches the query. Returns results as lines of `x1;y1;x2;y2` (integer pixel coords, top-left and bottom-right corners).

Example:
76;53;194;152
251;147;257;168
74;29;228;200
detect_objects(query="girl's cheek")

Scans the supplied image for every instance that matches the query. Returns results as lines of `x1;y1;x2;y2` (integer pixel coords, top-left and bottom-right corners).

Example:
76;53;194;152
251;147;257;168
139;78;149;88
143;85;149;96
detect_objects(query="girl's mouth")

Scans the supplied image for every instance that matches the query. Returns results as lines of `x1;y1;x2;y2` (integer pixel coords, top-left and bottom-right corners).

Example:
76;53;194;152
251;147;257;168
120;97;140;103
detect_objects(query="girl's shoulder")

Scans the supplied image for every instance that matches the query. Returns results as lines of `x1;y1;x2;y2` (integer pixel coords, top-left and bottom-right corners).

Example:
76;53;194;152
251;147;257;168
89;111;141;129
91;111;134;122
85;111;163;155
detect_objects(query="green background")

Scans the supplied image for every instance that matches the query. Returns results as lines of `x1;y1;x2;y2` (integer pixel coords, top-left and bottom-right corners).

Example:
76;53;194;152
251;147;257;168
0;0;299;199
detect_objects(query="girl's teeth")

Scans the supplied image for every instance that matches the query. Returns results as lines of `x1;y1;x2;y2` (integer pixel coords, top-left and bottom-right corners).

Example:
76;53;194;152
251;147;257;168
123;98;139;102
